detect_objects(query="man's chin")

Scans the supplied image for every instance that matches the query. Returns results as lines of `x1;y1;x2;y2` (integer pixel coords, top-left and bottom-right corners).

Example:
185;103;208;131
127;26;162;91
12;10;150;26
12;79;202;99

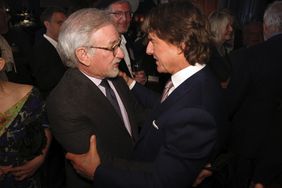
156;67;165;74
107;69;119;78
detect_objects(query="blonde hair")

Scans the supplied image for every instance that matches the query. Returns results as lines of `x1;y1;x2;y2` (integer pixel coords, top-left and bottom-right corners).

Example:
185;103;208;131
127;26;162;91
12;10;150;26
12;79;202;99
209;9;234;45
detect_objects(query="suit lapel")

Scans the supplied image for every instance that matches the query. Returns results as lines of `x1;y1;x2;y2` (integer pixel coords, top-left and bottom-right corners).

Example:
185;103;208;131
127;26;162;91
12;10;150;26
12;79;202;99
138;70;201;140
70;69;131;135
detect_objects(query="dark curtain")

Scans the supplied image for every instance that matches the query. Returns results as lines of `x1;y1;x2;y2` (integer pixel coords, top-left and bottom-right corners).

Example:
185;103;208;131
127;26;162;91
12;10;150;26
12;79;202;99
218;0;270;25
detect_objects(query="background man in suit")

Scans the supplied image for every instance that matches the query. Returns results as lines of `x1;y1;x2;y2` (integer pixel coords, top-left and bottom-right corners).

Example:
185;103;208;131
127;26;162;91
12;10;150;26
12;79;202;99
66;2;225;188
97;0;147;85
47;8;144;188
30;7;67;188
31;7;67;99
226;1;282;188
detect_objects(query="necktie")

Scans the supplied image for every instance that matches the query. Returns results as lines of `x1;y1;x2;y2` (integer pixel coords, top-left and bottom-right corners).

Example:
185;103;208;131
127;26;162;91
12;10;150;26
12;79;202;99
100;79;122;119
160;79;173;103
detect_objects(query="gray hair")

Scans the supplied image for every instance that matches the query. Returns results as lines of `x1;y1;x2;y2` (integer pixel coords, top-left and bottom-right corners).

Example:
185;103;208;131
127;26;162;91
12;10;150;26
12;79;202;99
105;0;132;15
97;0;131;11
263;1;282;40
208;9;234;44
57;8;113;68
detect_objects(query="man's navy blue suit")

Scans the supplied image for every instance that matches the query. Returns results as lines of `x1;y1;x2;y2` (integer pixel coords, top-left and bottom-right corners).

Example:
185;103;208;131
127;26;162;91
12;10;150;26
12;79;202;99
93;66;224;188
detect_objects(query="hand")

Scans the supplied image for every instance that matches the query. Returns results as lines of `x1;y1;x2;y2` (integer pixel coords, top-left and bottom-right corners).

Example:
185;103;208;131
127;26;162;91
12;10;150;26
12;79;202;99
119;71;134;86
66;135;101;180
0;165;13;179
192;163;213;187
7;155;45;181
134;70;147;85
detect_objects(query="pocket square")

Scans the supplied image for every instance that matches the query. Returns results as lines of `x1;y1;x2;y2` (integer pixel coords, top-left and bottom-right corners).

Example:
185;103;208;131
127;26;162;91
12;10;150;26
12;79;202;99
152;120;159;130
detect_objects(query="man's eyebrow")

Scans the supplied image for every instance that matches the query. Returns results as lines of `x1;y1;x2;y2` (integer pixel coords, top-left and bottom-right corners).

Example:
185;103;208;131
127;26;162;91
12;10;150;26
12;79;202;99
108;38;120;46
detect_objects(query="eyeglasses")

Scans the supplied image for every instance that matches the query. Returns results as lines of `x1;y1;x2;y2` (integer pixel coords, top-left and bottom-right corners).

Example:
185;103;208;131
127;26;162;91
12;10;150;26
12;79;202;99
88;38;122;56
109;11;133;19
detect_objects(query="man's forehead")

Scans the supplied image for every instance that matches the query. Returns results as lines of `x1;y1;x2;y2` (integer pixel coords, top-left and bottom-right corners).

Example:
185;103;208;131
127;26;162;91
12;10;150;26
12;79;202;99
51;12;66;18
92;24;119;42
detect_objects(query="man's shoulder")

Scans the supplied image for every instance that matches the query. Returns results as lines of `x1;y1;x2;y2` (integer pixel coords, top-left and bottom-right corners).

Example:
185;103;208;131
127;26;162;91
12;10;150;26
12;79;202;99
47;69;86;105
34;36;51;46
247;34;282;52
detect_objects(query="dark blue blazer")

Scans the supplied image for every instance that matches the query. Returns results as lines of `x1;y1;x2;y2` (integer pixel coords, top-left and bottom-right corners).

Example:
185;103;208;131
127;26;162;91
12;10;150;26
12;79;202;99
94;66;224;188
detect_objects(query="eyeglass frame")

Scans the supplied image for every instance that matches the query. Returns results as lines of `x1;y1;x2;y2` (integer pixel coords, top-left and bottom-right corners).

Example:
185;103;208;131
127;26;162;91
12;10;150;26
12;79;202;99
109;11;133;19
86;38;122;56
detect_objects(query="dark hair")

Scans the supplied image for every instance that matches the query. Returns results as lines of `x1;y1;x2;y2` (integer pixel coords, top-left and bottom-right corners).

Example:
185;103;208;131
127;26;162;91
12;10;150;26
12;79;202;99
142;1;211;65
40;7;66;23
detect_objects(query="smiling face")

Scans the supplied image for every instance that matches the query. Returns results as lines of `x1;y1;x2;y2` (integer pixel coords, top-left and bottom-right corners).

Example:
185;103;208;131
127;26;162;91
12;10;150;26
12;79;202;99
108;1;132;34
77;24;124;79
146;32;189;75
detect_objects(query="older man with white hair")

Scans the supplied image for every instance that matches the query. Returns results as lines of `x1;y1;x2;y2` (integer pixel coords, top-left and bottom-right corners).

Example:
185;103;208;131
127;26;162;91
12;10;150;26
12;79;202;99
47;8;144;188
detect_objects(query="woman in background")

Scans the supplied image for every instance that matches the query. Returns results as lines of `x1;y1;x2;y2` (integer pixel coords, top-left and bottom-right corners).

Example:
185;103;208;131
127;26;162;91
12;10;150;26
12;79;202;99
0;57;51;188
208;9;234;88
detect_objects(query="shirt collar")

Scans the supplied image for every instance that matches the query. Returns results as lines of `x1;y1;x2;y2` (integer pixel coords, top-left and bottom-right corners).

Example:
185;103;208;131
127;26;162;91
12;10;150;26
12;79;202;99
267;32;282;40
81;71;102;86
171;63;206;89
121;34;127;45
43;34;57;48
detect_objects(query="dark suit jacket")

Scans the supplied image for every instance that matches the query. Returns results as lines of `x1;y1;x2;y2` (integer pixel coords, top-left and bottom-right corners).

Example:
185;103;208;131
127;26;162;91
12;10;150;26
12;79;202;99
207;45;232;82
94;66;224;188
31;36;66;99
226;34;282;185
47;68;144;188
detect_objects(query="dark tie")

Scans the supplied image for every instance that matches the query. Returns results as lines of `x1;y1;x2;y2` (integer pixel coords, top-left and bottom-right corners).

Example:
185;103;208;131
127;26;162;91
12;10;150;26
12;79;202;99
160;79;173;103
100;79;122;119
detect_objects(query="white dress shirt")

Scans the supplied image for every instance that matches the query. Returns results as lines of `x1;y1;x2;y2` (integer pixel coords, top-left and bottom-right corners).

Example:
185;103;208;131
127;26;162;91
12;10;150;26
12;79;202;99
120;35;134;77
168;63;206;96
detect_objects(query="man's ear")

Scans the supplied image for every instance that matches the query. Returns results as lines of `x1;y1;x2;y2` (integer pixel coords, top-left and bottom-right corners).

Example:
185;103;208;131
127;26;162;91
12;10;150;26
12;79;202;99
75;47;91;66
178;42;187;54
43;21;49;29
0;58;6;71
